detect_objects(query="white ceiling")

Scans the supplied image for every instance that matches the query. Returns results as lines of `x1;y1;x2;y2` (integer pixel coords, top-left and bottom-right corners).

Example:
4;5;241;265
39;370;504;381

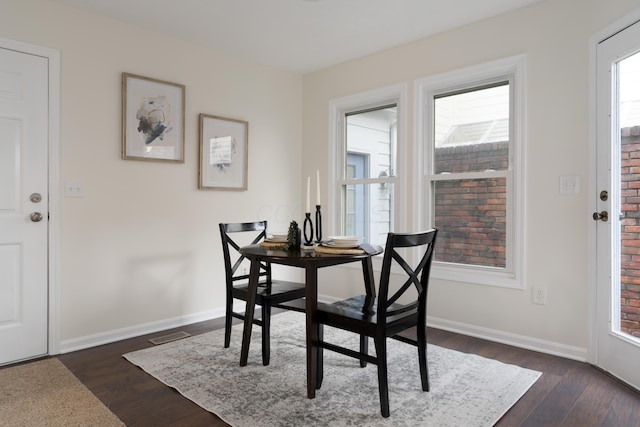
50;0;543;74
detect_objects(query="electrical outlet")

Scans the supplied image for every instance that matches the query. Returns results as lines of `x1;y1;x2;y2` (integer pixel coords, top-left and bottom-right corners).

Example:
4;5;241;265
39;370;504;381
533;286;546;305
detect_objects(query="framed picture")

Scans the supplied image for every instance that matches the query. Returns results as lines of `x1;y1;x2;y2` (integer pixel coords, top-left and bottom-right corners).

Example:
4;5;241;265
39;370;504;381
199;114;248;190
122;72;185;162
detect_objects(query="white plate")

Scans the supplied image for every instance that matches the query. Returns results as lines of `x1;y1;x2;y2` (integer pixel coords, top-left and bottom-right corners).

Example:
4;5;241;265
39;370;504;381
265;237;288;243
268;233;288;240
327;235;363;246
322;241;361;249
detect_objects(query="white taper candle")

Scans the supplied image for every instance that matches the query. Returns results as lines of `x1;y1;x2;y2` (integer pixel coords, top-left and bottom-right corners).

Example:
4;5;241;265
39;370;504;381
316;169;320;205
306;176;311;212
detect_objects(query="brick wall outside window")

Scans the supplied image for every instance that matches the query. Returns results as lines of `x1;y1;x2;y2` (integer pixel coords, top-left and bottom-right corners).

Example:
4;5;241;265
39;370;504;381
620;125;640;338
434;141;508;268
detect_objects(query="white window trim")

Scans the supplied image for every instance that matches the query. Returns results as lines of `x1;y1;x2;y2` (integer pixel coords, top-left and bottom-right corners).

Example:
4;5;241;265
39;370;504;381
414;55;527;289
329;83;408;270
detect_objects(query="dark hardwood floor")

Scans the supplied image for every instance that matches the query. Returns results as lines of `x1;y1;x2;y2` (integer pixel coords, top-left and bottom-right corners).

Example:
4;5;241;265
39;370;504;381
57;314;640;426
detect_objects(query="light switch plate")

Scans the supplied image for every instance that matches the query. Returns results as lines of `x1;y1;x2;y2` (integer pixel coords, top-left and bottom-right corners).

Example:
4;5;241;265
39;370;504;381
559;175;580;195
64;181;84;198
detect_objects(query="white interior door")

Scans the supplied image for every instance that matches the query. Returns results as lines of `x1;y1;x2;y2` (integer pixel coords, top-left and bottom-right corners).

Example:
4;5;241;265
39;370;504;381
0;47;49;365
594;19;640;390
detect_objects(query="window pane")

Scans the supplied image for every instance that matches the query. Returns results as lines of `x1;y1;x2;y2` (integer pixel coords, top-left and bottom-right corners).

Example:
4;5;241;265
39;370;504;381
434;178;506;268
343;183;393;246
346;106;396;179
434;84;509;174
618;51;640;340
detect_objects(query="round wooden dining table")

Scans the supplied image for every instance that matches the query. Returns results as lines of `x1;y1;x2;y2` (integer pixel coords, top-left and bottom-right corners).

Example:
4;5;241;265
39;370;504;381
238;243;383;399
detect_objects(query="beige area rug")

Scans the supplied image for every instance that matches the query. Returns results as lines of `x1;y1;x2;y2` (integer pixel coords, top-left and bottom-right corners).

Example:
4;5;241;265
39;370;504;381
124;311;541;426
0;358;125;427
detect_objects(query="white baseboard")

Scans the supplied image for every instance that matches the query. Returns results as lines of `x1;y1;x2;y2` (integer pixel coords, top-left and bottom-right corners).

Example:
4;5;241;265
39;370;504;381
319;294;587;361
427;315;588;362
58;299;588;363
58;307;226;354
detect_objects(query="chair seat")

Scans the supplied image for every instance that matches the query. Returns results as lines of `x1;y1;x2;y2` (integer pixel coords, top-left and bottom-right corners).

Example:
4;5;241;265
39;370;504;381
317;295;417;334
233;280;305;296
232;280;306;311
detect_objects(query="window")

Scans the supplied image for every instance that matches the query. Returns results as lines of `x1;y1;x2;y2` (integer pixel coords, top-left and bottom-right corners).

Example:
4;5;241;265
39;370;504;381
434;83;509;268
329;85;406;247
416;55;525;288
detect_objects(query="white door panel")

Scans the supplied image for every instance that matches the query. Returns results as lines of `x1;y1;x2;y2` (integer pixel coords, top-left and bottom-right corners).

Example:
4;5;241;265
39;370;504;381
0;47;48;365
595;18;640;390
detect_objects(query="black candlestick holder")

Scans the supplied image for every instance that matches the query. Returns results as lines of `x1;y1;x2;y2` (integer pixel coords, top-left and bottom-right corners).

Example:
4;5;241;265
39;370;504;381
303;212;314;246
315;204;322;243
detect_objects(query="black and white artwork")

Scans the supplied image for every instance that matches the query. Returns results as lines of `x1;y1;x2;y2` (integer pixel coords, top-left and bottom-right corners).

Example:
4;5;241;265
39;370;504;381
122;73;185;162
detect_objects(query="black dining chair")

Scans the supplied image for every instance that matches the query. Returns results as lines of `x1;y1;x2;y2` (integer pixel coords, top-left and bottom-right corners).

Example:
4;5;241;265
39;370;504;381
315;229;437;417
219;221;306;366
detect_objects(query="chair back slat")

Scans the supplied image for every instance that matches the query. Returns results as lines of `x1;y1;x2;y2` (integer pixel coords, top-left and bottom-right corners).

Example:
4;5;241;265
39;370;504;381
219;221;272;285
378;229;437;319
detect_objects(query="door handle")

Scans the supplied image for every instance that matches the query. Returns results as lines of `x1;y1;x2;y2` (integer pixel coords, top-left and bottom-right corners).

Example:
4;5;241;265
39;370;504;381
593;211;608;222
30;212;43;222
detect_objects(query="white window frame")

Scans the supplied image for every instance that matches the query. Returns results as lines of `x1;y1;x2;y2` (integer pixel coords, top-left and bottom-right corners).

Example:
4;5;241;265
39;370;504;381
329;83;407;269
414;55;526;288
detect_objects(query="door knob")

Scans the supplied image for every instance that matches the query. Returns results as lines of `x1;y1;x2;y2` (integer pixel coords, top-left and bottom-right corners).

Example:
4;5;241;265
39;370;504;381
30;212;43;222
592;211;608;222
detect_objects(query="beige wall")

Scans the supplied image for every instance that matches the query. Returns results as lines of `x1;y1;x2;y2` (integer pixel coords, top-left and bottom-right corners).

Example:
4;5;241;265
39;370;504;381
1;0;303;346
302;0;640;358
3;0;640;358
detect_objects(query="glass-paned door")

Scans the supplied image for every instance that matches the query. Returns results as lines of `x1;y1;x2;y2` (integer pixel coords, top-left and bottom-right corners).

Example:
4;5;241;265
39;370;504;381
595;18;640;390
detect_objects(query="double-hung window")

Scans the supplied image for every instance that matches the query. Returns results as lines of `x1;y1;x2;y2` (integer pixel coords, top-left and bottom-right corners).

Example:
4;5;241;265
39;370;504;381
417;55;526;288
329;84;406;247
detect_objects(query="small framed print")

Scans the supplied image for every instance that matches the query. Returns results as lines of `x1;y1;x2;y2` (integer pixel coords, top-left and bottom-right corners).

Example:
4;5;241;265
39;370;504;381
199;114;248;190
122;72;185;163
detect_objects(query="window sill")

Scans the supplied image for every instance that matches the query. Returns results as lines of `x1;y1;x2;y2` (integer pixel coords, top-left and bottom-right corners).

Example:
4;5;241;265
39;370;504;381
431;263;523;289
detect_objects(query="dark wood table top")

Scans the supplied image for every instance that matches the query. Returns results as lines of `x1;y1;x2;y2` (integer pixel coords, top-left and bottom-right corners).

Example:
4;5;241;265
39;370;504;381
239;243;383;267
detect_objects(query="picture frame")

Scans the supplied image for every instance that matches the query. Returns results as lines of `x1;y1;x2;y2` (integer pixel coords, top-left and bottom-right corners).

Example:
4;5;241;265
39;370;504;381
199;114;248;190
122;72;185;163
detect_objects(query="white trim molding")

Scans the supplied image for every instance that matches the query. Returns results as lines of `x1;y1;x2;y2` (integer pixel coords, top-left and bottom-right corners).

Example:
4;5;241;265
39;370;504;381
427;315;588;362
59;308;224;354
319;293;587;361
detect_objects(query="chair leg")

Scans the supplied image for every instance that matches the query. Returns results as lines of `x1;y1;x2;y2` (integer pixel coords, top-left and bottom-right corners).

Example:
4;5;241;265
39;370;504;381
359;335;368;368
262;303;271;366
224;296;233;348
316;323;324;389
374;337;390;418
417;322;429;392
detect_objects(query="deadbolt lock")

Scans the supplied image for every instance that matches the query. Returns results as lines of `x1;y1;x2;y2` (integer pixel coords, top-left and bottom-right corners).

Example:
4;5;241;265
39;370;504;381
600;190;608;201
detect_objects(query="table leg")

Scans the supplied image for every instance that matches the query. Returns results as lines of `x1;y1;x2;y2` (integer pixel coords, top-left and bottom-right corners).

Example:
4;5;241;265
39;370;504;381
361;257;377;309
305;266;318;398
239;259;260;366
360;258;376;367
